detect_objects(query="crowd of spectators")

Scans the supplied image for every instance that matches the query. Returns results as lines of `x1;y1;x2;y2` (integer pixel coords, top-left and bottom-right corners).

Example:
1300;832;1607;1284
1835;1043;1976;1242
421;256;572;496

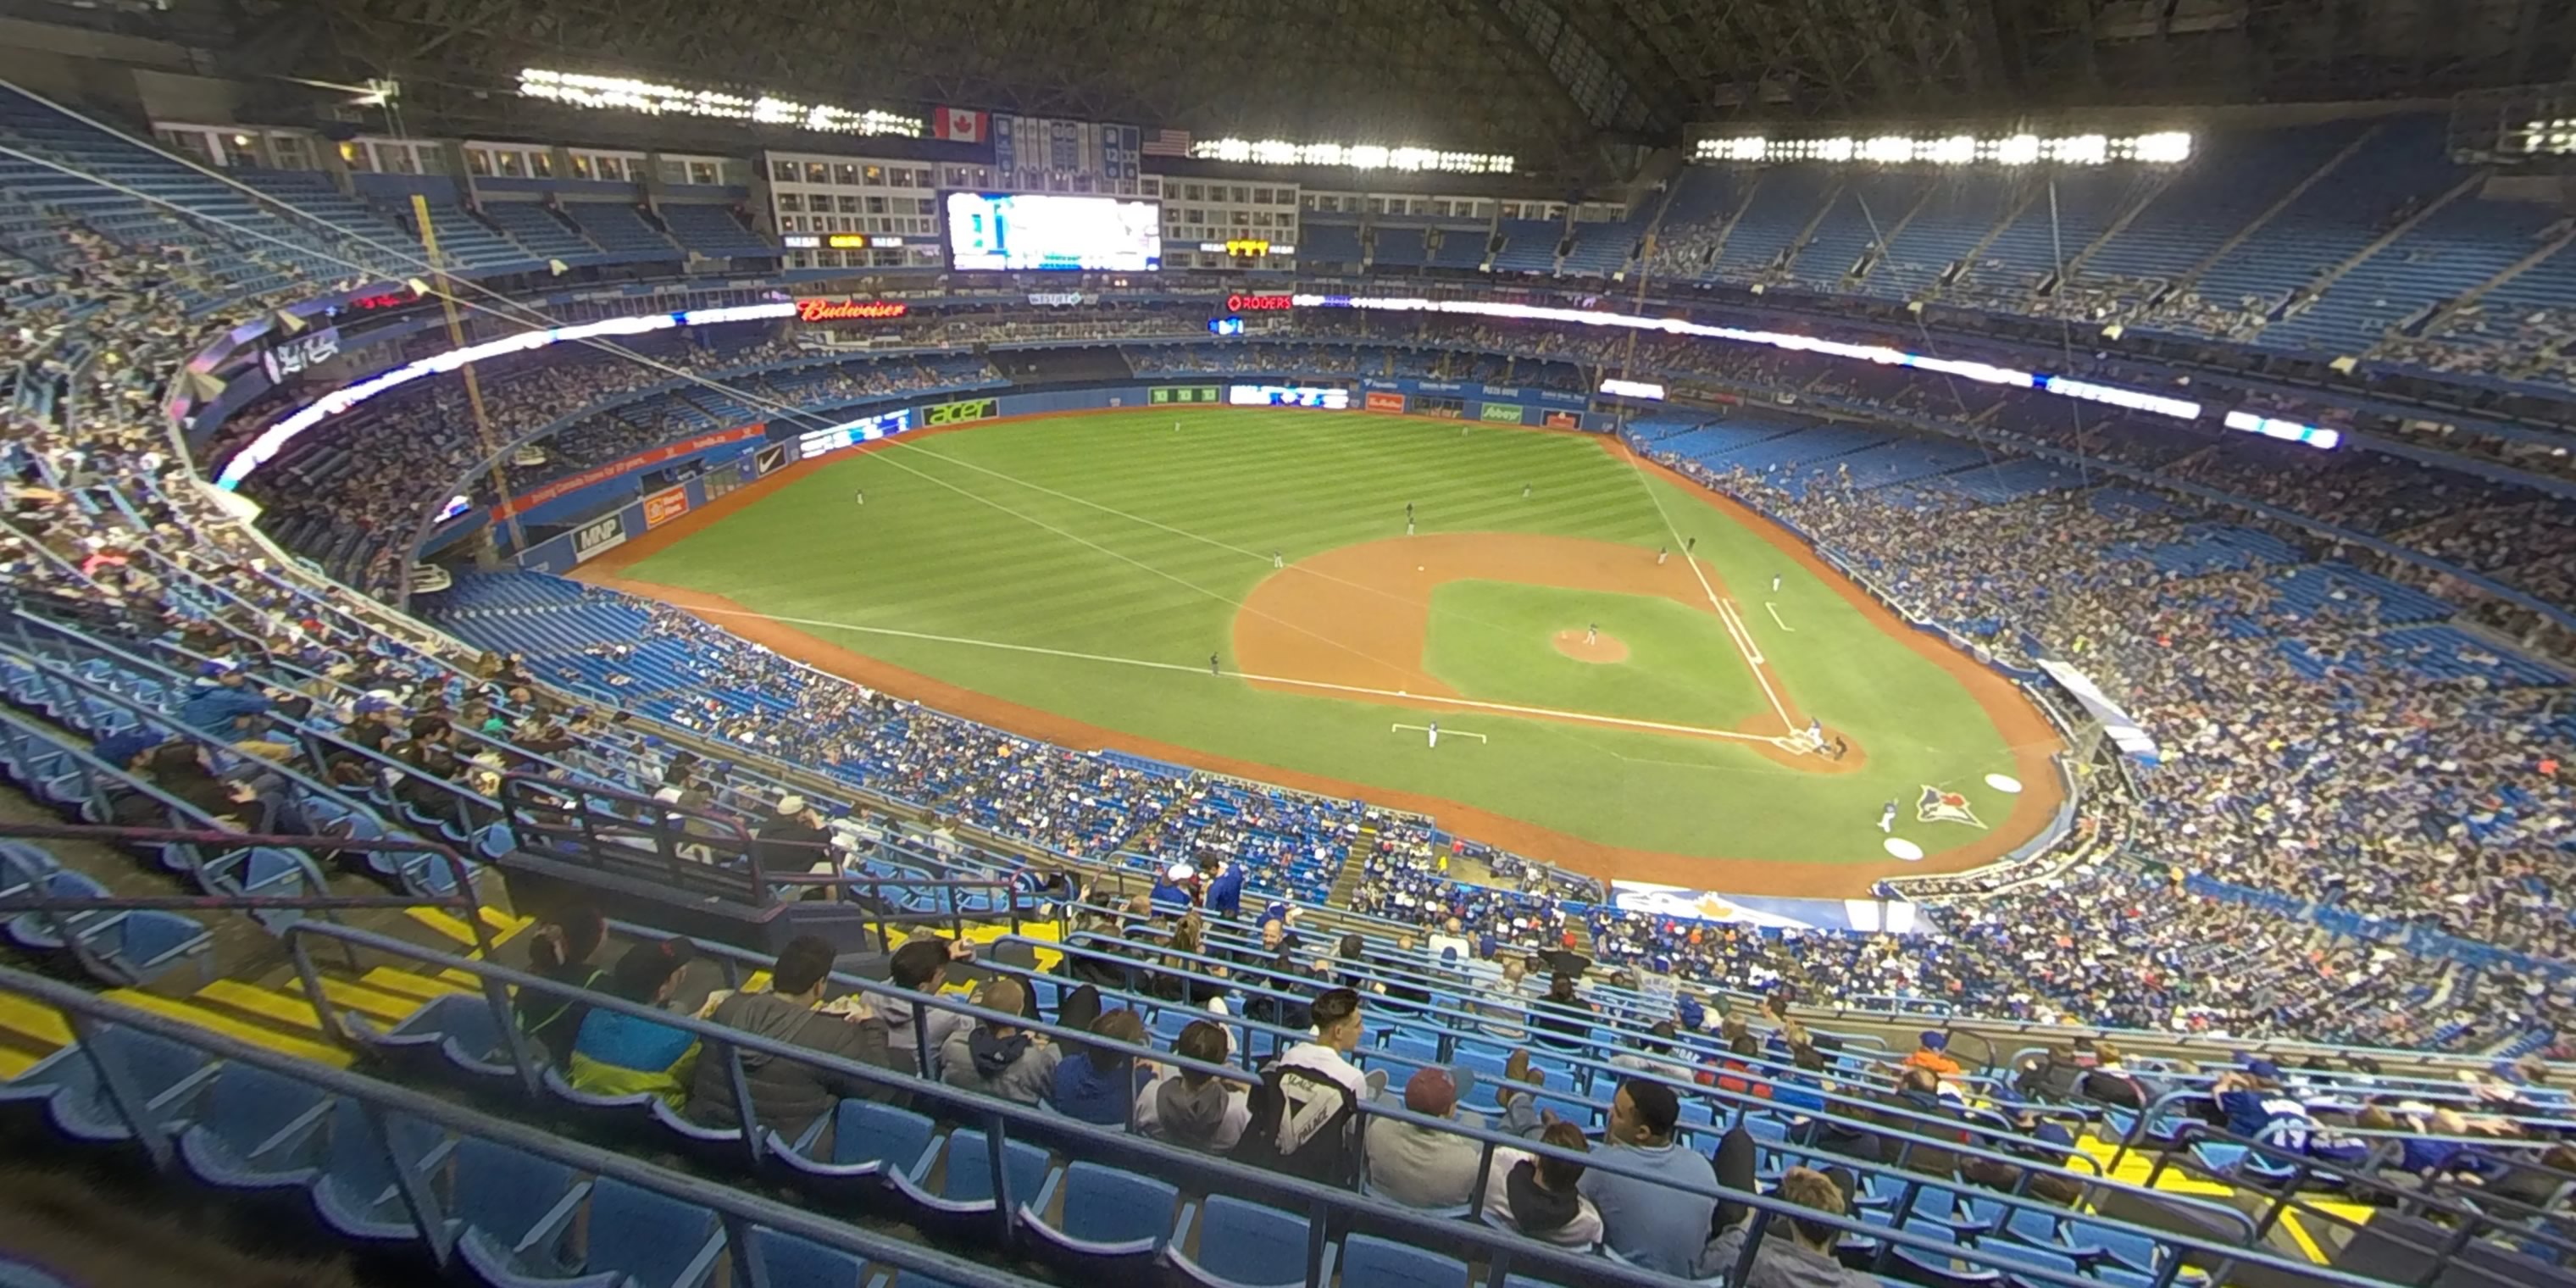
16;175;2576;1066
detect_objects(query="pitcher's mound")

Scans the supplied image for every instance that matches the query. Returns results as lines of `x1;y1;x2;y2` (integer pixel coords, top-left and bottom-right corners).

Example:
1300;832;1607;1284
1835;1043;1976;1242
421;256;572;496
1552;630;1629;663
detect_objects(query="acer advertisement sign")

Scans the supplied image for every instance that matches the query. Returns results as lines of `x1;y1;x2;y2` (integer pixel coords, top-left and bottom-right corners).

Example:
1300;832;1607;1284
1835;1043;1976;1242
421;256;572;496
794;298;910;323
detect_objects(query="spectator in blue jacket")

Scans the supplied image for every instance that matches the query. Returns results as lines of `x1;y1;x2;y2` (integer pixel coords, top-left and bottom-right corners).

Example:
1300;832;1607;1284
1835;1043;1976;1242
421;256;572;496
180;660;287;754
1052;1009;1149;1126
1204;858;1245;919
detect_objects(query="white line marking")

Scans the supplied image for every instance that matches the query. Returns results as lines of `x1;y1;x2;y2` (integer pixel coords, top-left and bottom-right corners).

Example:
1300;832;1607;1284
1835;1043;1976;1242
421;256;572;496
1611;450;1795;727
1392;724;1487;742
1764;601;1795;631
1713;598;1766;665
668;602;1790;745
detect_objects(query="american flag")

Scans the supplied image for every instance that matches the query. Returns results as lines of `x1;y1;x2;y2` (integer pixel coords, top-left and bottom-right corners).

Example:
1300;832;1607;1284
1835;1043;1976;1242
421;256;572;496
1140;128;1191;158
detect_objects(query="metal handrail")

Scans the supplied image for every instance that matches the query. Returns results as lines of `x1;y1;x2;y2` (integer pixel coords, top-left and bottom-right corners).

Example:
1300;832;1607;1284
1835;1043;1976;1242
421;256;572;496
0;821;491;961
258;918;2408;1288
2151;1119;2576;1267
0;963;1052;1288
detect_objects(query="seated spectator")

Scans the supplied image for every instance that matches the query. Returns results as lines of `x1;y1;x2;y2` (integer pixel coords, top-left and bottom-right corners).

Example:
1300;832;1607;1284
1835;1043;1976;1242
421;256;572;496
1580;1077;1718;1275
686;935;895;1142
2080;1041;2154;1109
569;940;701;1108
1241;987;1372;1183
1365;1067;1489;1208
1610;1021;1696;1084
1479;954;1535;1040
1051;1009;1149;1127
1480;1120;1604;1247
880;935;974;1076
1533;974;1593;1049
1700;1166;1877;1286
179;660;286;752
2213;1060;2324;1149
752;795;833;880
517;903;607;1064
938;978;1058;1105
1901;1030;1963;1080
1135;1019;1250;1152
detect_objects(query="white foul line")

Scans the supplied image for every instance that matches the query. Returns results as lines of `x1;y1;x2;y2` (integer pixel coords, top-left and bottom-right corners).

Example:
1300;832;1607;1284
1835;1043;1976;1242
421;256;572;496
1713;597;1765;664
1764;601;1795;631
668;602;1792;746
1613;451;1796;728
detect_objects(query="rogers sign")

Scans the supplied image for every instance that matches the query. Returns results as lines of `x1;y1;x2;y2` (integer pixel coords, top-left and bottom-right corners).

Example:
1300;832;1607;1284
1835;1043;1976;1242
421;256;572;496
795;298;909;323
1226;292;1295;312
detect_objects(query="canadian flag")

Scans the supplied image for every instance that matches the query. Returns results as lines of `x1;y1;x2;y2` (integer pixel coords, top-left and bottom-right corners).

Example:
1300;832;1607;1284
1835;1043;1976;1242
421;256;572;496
933;107;987;143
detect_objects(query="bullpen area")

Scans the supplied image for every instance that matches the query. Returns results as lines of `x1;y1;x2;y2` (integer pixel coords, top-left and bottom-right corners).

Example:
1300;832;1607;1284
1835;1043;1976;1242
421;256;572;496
580;408;2062;895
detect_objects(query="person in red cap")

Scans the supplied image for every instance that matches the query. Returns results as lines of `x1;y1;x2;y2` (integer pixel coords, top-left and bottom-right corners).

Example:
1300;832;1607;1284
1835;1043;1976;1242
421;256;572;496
1363;1064;1490;1208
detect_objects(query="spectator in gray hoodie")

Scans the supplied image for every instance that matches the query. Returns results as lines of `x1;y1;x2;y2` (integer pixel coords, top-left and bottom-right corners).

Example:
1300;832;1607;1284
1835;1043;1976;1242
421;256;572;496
938;977;1059;1105
685;935;895;1146
880;935;975;1077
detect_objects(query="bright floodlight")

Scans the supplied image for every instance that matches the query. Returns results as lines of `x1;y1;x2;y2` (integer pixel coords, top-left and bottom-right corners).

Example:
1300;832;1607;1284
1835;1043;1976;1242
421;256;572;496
1996;134;2041;164
1192;137;1513;175
518;69;918;136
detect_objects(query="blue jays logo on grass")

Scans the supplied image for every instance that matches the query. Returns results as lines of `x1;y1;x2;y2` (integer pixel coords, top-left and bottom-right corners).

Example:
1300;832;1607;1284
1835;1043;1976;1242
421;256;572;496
1916;785;1984;828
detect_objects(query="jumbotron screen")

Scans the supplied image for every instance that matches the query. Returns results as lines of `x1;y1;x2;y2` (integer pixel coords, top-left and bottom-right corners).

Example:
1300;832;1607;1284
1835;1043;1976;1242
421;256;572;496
941;192;1162;272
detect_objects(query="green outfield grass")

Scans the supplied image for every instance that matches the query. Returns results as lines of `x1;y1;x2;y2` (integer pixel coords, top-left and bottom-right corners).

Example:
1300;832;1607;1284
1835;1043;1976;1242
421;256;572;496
619;408;2028;866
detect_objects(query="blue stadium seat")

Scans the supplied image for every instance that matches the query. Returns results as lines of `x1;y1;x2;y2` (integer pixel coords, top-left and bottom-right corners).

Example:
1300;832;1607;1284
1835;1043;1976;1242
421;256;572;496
444;1136;591;1271
308;1099;450;1246
765;1100;939;1207
745;1227;866;1288
1018;1160;1177;1273
1332;1233;1467;1288
460;1174;724;1288
175;1062;332;1193
884;1128;1054;1234
1169;1196;1309;1288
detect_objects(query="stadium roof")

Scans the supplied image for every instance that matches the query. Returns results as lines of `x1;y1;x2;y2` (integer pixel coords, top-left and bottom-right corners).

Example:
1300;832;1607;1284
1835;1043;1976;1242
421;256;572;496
242;0;2574;183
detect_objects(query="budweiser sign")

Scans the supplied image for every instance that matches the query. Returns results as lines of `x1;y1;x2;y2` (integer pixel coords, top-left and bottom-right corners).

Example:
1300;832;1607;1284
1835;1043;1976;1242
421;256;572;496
1226;292;1295;312
795;298;909;323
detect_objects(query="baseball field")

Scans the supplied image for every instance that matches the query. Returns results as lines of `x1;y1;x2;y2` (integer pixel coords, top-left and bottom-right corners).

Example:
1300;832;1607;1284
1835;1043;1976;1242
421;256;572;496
581;408;2062;896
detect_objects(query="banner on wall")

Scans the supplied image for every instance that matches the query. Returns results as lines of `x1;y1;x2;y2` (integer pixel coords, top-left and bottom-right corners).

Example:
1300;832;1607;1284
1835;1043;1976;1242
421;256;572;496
1544;411;1579;429
494;425;763;519
1149;386;1220;404
1479;402;1526;423
924;397;999;426
1609;880;1924;935
755;444;788;475
1363;391;1407;414
570;514;627;564
642;487;691;529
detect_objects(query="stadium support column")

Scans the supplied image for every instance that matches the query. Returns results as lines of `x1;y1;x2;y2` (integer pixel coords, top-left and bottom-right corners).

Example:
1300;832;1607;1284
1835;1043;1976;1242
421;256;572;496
409;194;525;557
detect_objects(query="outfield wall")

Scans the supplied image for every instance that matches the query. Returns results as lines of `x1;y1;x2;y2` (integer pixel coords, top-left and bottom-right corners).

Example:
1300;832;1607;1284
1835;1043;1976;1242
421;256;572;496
472;380;1616;569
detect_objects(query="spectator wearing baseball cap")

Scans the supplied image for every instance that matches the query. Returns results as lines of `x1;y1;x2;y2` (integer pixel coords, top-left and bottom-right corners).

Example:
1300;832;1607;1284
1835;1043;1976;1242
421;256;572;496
1902;1030;1963;1080
1364;1064;1490;1209
752;794;832;889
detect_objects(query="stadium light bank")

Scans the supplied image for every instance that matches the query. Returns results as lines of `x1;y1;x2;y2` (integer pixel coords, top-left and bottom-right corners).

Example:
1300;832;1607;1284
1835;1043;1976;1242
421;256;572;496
518;69;921;137
1693;130;2191;165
